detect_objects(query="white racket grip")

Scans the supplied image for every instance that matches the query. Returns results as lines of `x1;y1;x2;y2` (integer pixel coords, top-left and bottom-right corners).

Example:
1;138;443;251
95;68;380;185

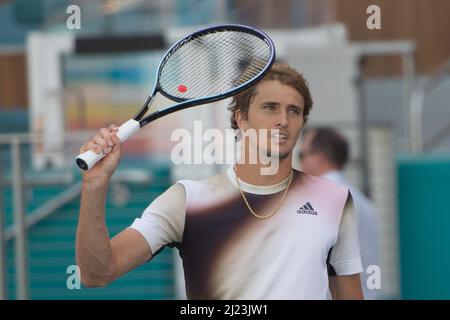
116;119;140;142
75;119;140;171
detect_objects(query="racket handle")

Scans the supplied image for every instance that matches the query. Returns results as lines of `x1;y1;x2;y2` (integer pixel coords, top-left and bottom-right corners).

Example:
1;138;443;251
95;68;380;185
75;119;140;170
75;150;104;171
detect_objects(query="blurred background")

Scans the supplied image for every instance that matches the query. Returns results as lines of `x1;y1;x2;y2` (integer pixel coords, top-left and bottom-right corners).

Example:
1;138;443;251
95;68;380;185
0;0;449;300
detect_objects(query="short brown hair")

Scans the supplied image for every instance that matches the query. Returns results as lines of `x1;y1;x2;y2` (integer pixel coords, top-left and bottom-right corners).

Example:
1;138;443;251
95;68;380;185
228;62;313;130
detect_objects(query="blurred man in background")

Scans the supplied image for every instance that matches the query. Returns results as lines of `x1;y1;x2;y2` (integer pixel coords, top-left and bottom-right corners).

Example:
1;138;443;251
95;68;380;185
300;127;381;299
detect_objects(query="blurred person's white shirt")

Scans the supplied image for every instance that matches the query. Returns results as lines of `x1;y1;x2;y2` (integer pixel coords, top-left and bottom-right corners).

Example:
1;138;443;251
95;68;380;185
323;170;381;300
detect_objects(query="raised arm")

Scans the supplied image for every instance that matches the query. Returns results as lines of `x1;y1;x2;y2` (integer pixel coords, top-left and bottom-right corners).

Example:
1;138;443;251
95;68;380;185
76;125;152;287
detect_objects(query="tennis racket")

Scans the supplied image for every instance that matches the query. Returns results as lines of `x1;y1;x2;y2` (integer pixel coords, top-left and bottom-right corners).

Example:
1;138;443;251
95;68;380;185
76;24;275;170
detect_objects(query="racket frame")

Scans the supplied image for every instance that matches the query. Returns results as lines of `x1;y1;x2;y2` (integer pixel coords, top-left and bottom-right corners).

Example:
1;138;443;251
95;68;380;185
76;24;275;170
133;24;276;127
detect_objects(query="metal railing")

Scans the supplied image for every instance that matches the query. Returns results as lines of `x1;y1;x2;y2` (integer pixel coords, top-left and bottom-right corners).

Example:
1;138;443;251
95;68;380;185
0;132;153;300
410;58;450;153
0;133;80;300
353;40;416;193
0;145;5;300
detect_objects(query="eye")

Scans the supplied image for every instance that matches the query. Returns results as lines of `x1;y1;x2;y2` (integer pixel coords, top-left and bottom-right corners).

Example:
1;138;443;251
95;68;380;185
263;105;275;110
289;108;301;114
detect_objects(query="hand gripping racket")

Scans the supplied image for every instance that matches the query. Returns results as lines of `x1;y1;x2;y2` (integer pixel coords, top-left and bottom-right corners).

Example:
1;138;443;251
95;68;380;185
76;24;275;170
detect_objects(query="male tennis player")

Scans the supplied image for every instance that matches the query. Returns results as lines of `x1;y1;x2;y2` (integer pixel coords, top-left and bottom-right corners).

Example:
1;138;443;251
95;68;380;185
76;63;364;299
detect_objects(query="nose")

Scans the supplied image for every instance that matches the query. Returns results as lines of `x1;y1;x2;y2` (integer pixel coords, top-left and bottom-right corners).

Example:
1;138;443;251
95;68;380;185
275;109;289;128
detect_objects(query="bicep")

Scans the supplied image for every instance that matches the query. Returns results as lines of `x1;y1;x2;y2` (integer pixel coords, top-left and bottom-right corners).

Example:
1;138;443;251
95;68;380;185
109;183;186;280
328;191;364;299
329;192;363;275
110;228;153;278
129;183;186;256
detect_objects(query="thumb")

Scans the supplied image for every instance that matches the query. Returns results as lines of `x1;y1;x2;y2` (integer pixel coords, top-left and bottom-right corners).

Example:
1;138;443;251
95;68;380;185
111;133;122;154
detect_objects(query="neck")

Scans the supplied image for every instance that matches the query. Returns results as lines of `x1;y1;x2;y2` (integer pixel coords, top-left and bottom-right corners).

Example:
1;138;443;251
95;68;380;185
235;154;293;186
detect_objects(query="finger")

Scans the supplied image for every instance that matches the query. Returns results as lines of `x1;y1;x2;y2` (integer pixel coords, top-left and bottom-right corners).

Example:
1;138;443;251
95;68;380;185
111;133;121;150
88;141;103;155
92;134;107;148
100;127;114;147
92;134;111;154
108;124;119;132
80;141;102;155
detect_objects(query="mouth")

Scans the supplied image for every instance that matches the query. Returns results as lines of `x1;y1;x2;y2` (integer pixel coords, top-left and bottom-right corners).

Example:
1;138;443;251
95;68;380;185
270;132;289;143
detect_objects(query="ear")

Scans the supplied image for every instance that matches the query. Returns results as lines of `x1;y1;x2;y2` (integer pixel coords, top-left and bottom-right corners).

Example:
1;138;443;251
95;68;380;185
315;151;329;165
235;109;246;130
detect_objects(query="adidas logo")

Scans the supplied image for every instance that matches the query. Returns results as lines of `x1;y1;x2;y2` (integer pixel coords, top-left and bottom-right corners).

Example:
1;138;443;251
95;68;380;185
297;202;318;215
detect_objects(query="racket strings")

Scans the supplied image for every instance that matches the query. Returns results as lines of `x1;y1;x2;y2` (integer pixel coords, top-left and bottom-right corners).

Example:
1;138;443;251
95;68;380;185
159;30;271;100
180;39;268;97
164;32;251;76
174;42;268;98
171;34;268;92
185;33;269;90
161;34;249;90
196;33;269;84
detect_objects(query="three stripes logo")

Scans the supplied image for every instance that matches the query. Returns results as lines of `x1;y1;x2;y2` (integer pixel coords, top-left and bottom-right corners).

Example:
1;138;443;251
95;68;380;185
297;202;318;215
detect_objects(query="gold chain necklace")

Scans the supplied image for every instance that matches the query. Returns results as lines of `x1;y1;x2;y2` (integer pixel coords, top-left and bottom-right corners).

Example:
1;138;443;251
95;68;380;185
233;165;294;219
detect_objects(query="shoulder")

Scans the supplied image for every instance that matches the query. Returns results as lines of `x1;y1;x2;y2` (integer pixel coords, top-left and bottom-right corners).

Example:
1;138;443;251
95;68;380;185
294;170;351;215
347;185;376;212
176;171;235;206
177;172;232;199
147;182;186;210
177;171;231;190
296;170;350;196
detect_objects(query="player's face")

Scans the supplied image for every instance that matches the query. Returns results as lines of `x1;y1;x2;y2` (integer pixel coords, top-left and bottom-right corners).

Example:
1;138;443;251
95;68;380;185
237;80;305;160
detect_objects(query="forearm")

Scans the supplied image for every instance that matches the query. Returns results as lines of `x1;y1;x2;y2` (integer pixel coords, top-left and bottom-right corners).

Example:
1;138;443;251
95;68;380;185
76;178;116;286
